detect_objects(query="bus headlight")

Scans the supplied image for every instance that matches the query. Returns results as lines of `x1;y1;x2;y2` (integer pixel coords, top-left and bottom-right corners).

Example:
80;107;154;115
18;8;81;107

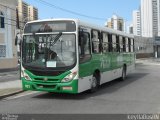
21;70;31;81
61;72;77;83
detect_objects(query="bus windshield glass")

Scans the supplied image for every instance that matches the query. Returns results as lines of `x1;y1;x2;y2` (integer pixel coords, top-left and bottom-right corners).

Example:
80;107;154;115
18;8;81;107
24;21;76;33
22;33;76;69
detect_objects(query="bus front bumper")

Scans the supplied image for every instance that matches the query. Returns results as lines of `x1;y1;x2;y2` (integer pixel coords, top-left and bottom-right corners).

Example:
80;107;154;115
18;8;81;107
22;78;78;94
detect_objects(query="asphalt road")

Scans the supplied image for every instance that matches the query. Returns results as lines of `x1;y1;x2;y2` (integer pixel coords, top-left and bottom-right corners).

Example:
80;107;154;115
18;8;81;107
0;63;160;114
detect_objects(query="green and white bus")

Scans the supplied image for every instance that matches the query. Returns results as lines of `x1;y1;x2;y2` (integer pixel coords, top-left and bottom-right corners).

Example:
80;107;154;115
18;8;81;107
18;18;135;94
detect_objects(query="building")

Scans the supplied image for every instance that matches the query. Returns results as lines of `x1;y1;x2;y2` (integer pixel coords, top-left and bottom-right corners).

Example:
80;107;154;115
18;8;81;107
157;0;160;36
140;0;160;58
141;0;160;37
0;0;18;70
134;36;154;58
105;15;125;32
17;0;28;29
141;0;153;37
28;6;38;21
105;18;112;28
127;24;133;34
133;10;141;36
17;0;38;29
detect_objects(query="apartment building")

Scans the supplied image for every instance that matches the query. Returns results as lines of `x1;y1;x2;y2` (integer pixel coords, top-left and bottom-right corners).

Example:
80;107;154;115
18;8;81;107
133;10;141;36
28;6;38;21
141;0;160;37
17;0;38;29
105;15;125;32
127;24;134;34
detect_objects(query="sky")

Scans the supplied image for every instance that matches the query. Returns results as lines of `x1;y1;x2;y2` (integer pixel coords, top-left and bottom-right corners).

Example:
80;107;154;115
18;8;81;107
24;0;140;26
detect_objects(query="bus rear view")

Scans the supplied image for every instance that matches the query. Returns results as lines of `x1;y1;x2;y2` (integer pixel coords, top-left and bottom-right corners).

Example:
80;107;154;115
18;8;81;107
21;20;79;94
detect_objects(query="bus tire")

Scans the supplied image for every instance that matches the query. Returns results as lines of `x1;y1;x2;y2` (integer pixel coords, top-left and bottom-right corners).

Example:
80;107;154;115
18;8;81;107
90;73;99;93
120;66;127;81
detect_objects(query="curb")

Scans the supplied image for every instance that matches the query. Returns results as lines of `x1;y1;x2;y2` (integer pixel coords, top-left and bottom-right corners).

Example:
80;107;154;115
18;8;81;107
0;90;24;100
135;62;160;66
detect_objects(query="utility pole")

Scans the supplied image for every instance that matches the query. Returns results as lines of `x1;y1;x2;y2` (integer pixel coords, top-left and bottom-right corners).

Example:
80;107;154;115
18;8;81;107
16;7;20;29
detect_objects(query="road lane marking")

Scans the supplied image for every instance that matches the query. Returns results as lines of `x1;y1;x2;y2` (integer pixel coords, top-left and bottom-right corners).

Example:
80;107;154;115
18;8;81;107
2;91;39;101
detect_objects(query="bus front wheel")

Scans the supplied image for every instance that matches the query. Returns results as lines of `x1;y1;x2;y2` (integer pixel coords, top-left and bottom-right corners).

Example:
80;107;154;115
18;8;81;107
90;74;99;93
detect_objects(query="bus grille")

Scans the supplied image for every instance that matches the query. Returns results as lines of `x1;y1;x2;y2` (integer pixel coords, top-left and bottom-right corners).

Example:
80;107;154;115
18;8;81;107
29;70;65;76
36;84;56;89
34;78;59;82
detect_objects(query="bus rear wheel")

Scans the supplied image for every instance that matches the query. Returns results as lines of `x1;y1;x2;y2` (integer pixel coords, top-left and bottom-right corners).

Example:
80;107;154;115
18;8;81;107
120;66;127;81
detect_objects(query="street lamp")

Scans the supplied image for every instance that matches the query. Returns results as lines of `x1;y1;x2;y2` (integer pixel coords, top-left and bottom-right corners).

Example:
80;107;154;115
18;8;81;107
19;16;30;31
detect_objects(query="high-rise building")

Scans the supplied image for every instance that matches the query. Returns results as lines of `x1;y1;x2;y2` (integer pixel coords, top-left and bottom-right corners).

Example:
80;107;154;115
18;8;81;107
105;15;125;31
141;0;160;37
17;0;38;29
127;24;134;34
105;18;112;29
152;0;158;36
133;10;141;36
17;0;28;28
157;0;160;36
28;6;38;21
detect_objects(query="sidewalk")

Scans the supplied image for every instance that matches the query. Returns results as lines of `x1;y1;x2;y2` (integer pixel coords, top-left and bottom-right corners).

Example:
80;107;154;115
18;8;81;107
0;69;23;99
0;80;23;99
136;58;160;65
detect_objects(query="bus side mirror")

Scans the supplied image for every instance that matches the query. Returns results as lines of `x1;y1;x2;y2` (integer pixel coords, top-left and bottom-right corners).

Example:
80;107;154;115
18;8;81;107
15;33;22;66
15;33;22;46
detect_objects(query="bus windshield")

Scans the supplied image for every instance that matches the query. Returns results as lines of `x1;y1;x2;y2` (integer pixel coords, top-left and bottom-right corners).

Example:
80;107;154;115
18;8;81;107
22;33;76;69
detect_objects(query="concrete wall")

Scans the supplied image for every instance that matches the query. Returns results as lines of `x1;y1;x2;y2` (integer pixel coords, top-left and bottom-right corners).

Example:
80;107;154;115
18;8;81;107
134;36;154;58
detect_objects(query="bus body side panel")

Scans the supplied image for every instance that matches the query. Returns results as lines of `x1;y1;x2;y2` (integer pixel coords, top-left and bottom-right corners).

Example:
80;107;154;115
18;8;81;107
100;52;123;84
78;54;102;93
126;53;135;75
78;76;92;93
101;68;123;85
78;52;135;92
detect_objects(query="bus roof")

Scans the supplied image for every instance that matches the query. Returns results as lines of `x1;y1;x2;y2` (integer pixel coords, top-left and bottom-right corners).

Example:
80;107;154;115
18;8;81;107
26;18;134;38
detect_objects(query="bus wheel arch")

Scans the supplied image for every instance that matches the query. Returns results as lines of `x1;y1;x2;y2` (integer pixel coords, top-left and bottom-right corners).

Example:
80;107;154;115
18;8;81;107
90;69;101;93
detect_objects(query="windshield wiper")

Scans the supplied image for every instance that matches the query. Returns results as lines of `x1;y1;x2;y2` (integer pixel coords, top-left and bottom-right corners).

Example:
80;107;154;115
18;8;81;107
45;32;62;61
51;32;62;46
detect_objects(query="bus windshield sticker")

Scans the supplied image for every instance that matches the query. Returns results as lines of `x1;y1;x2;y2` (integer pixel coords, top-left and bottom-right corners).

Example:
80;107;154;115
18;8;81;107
46;61;56;67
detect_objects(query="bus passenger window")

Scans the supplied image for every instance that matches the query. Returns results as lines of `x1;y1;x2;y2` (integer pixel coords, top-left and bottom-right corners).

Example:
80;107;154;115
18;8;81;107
79;31;91;63
112;35;117;52
116;36;120;52
83;33;90;55
91;30;100;53
123;37;126;52
131;39;134;52
119;36;123;52
125;37;129;52
128;38;131;52
108;34;112;52
102;32;109;53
